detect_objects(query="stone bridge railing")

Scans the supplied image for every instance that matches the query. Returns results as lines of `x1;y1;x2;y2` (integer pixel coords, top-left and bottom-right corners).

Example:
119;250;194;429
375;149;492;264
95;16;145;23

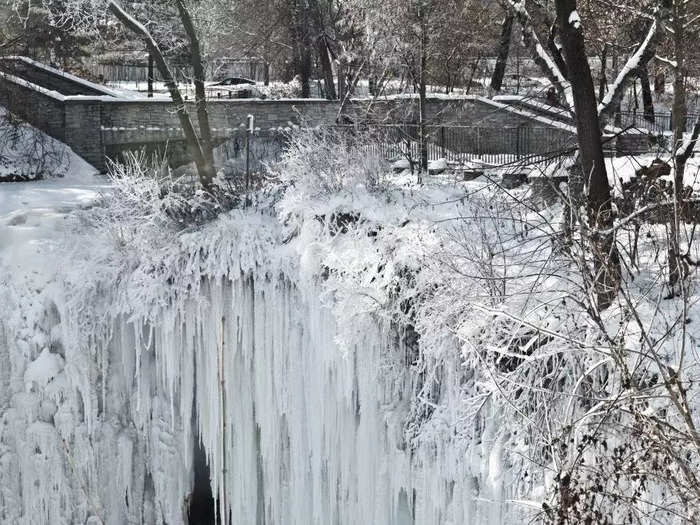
0;57;577;172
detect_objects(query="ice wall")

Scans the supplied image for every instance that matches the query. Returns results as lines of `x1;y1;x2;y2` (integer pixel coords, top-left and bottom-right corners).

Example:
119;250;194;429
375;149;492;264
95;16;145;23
0;247;513;525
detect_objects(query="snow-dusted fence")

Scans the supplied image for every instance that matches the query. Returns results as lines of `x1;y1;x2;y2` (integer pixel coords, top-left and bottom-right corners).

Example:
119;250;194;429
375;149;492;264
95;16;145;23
85;60;268;86
215;130;287;176
617;110;700;135
335;124;576;165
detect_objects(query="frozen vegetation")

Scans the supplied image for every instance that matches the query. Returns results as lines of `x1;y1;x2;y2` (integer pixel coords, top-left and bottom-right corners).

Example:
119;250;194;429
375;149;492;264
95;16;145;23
1;125;700;525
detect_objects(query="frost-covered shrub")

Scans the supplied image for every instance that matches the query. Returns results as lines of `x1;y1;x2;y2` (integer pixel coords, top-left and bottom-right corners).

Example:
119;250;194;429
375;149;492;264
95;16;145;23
275;126;390;199
257;76;303;99
0;113;68;181
93;154;245;242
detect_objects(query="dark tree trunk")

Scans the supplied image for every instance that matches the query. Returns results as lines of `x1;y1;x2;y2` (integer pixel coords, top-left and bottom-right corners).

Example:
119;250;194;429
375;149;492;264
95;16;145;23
419;7;429;176
308;0;337;100
670;0;688;289
317;36;337;100
597;17;662;127
556;0;620;310
506;1;569;107
611;49;622;127
639;66;655;123
108;1;212;188
147;50;154;98
290;0;314;98
490;13;513;92
337;60;346;102
598;43;608;101
298;47;312;98
466;55;481;95
547;22;569;79
175;0;215;178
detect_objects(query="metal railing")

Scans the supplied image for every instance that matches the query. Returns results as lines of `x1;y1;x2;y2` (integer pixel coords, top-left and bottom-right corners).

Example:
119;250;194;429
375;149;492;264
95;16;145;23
107;124;576;184
616;111;700;135
331;124;576;166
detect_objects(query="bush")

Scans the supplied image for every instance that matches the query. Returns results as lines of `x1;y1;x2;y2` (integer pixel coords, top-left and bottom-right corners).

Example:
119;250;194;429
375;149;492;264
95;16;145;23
275;126;390;199
0;113;68;181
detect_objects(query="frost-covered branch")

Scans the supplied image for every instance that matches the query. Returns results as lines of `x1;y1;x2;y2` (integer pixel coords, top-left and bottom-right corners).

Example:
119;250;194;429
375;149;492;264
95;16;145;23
675;118;700;165
505;0;574;109
598;16;662;126
655;54;678;69
107;1;213;187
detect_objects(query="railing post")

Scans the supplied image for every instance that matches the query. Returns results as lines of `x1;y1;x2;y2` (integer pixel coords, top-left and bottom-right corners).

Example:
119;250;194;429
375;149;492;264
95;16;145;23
440;126;446;159
246;114;254;195
477;127;481;158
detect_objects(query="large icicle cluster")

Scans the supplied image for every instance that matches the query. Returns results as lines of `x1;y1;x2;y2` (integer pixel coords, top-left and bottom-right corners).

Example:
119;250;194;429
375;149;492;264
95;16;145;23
0;184;520;525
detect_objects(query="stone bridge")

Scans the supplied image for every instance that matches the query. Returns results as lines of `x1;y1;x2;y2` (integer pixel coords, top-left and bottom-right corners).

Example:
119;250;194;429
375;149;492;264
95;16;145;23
0;57;577;172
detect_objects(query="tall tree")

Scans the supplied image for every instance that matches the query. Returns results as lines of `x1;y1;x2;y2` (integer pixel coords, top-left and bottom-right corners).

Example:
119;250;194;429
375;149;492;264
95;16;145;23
556;0;620;309
51;0;216;187
490;11;514;92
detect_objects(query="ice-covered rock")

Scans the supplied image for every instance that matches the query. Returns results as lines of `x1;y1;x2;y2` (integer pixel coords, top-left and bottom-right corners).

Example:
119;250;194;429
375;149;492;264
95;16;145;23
24;347;64;391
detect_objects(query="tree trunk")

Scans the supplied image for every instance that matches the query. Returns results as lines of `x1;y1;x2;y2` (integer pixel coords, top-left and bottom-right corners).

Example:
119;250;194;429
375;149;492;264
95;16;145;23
419;6;429;176
107;1;212;188
466;55;481;95
147;50;154;98
639;66;655;123
317;36;337;100
669;0;688;289
597;16;662;127
292;0;313;98
175;0;215;183
308;0;337;100
611;49;622;128
547;22;569;79
556;0;620;310
506;0;571;108
598;43;607;101
490;13;513;92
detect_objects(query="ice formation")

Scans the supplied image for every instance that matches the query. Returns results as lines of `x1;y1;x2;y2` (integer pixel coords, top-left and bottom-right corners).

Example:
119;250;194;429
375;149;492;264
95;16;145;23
0;197;520;525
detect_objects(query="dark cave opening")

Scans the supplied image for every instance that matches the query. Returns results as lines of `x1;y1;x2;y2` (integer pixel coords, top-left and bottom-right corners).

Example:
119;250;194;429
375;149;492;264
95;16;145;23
187;434;217;525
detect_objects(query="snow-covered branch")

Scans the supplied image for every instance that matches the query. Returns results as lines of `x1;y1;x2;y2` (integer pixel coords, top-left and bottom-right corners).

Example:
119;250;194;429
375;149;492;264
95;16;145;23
506;0;574;110
676;117;700;164
598;17;661;125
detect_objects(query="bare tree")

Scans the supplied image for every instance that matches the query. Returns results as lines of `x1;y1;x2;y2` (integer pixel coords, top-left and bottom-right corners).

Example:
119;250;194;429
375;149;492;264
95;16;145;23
490;10;514;92
54;0;216;188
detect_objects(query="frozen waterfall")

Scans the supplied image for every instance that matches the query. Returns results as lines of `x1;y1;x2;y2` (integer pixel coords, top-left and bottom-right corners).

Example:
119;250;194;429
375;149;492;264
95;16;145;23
0;247;512;524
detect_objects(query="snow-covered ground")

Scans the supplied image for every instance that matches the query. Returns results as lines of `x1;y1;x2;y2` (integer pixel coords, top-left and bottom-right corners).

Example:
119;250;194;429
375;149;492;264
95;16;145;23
0;152;107;288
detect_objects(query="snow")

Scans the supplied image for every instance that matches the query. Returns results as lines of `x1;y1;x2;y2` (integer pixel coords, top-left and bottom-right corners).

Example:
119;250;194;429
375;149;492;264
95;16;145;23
24;348;64;391
428;158;447;173
0;138;535;523
598;19;657;116
568;10;581;29
2;117;700;524
0;161;107;288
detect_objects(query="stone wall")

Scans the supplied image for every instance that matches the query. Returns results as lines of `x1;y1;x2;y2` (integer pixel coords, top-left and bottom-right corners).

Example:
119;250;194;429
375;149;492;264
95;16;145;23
0;58;110;97
346;97;576;155
100;98;339;141
0;73;66;141
64;100;105;168
0;56;579;171
350;97;576;130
